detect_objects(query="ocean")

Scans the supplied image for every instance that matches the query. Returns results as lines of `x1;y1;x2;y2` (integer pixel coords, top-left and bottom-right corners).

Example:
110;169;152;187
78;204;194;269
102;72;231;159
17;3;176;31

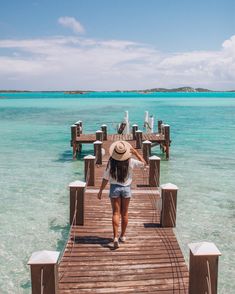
0;91;234;293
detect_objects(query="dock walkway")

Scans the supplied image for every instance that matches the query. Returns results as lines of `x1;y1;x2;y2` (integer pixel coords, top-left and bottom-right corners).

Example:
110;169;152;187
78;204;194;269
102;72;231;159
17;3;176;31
58;135;189;293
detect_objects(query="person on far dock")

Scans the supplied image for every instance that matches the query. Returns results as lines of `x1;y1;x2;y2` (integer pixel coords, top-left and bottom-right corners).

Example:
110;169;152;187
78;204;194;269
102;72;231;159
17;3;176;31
98;141;146;249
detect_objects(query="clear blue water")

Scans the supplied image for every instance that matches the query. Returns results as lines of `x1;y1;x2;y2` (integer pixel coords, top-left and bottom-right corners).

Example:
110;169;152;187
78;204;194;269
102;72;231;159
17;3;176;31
0;92;235;293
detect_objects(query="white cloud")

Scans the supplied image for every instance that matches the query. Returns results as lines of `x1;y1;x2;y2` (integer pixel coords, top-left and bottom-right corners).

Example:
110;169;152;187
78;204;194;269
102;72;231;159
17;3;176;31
0;34;235;90
58;17;85;34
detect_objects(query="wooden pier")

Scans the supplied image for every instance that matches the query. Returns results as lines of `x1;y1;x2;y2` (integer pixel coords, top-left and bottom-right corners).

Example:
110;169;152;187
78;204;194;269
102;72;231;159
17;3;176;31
70;118;171;160
28;114;221;294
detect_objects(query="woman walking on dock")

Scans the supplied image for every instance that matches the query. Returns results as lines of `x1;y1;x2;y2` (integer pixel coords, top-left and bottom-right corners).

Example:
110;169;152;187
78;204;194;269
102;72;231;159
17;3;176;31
98;141;146;249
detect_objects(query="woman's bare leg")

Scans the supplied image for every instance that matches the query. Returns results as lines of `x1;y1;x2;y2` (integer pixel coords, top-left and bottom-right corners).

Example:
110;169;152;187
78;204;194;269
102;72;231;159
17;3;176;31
111;197;121;239
121;198;130;237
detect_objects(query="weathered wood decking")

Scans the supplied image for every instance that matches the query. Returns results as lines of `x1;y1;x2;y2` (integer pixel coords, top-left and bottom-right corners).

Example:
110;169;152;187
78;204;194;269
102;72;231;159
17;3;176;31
58;136;189;293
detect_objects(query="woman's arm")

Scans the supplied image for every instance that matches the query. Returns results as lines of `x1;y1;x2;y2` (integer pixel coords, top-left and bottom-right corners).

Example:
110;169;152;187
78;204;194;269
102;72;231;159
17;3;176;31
97;178;108;199
131;147;147;165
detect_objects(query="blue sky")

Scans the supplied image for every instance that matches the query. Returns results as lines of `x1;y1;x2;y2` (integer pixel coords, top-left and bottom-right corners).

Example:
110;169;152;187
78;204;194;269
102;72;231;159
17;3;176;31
0;0;235;90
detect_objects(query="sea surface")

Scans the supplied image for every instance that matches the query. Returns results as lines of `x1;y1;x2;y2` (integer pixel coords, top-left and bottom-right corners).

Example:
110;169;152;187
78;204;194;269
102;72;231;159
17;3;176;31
0;91;234;293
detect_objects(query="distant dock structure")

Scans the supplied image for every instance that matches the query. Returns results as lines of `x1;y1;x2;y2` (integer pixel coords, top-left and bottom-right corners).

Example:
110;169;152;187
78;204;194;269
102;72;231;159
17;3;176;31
70;111;171;160
28;110;221;294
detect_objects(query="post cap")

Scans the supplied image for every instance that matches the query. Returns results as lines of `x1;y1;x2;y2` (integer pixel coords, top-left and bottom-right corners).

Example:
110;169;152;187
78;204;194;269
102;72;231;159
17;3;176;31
101;124;107;127
28;250;60;265
132;124;138;127
136;130;142;133
69;180;86;188
71;124;77;128
160;183;178;190
84;155;96;160
143;140;152;144
149;155;161;161
188;242;221;256
96;130;103;133
94;140;102;144
75;121;82;125
164;124;170;127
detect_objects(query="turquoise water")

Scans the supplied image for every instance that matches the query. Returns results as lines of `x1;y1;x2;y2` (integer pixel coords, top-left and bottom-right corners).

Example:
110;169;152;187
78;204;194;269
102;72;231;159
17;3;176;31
0;92;235;293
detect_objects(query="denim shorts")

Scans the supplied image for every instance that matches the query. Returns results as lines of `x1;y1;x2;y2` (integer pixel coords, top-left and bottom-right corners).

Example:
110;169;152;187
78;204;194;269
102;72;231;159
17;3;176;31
109;184;131;199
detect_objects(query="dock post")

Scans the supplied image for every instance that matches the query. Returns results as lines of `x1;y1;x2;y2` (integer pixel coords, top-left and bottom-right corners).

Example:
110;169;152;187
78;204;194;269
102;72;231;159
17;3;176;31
142;140;152;164
135;130;143;149
96;130;103;141
158;120;163;133
132;124;138;140
188;242;221;294
101;125;107;140
75;121;83;152
94;140;102;165
164;124;170;159
84;155;96;186
71;124;77;159
69;180;86;225
149;155;161;187
28;250;60;294
75;120;82;136
160;183;178;227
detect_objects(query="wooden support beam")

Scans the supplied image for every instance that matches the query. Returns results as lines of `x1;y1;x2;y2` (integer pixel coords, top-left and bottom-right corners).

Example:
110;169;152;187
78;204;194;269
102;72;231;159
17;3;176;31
188;242;221;294
149;155;160;187
164;124;170;160
132;124;138;140
71;124;77;159
75;120;83;136
158;120;163;133
101;125;107;141
96;130;103;141
94;140;102;165
71;124;77;142
160;183;177;227
84;155;95;186
135;130;143;149
142;140;152;164
69;180;86;225
28;250;60;294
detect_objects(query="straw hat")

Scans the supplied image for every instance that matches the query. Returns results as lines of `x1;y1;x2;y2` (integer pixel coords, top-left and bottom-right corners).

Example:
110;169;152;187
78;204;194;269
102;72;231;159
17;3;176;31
109;141;132;161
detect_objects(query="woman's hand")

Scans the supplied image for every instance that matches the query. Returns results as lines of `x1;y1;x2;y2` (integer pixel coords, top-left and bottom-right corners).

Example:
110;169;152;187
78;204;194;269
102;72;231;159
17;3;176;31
97;190;102;200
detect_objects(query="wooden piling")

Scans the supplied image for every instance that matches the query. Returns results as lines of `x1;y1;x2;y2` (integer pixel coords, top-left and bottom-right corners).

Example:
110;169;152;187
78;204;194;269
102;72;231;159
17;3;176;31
142;140;152;164
132;124;138;140
160;183;177;227
75;120;82;136
135;130;143;149
94;140;102;165
28;250;60;294
71;124;77;141
96;130;103;141
158;120;163;133
101;125;107;141
164;124;170;159
149;155;160;187
69;180;86;225
84;155;95;186
71;124;77;159
188;242;221;294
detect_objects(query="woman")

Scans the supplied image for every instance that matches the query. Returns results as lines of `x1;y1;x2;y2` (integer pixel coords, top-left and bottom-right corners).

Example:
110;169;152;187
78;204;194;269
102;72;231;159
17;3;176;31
97;140;146;249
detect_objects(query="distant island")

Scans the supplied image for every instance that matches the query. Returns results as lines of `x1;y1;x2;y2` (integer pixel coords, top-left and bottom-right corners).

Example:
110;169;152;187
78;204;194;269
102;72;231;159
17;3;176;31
1;87;235;94
64;87;235;94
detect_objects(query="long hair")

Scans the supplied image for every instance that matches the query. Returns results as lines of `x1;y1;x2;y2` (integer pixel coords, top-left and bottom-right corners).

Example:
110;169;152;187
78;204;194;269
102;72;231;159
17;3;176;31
107;157;129;183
